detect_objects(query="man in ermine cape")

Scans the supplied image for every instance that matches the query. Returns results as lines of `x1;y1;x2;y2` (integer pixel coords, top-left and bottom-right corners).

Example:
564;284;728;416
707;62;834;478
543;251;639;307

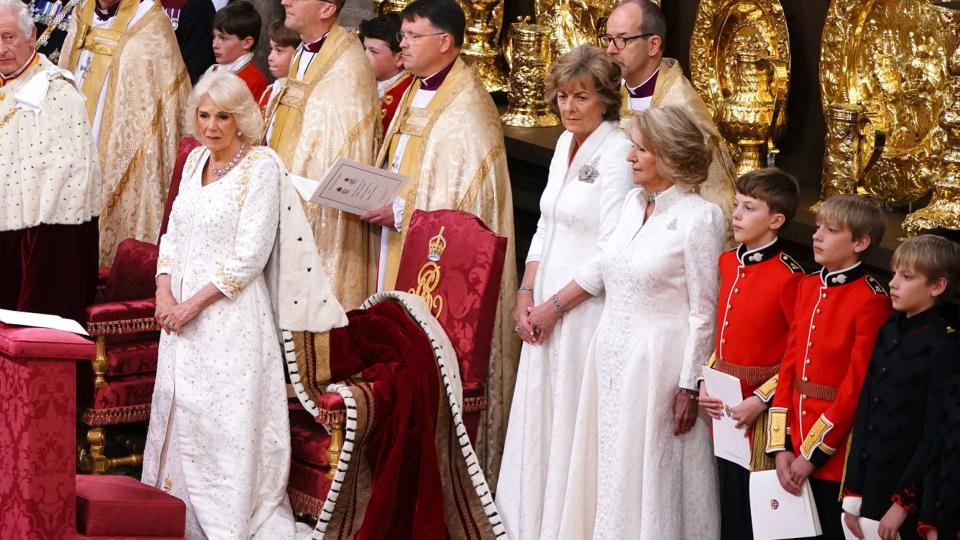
360;0;519;488
606;0;736;222
0;0;100;323
58;0;189;265
267;0;379;310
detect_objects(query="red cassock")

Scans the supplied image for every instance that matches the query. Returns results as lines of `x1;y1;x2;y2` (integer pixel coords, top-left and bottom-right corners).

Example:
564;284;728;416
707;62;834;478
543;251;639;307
380;72;414;134
767;264;891;481
235;61;267;102
707;241;804;402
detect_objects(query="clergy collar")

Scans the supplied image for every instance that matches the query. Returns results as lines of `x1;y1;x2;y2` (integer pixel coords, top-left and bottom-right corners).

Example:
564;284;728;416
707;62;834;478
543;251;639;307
736;238;779;266
94;0;122;21
627;68;659;98
819;261;865;287
0;51;38;85
419;59;455;91
302;32;328;54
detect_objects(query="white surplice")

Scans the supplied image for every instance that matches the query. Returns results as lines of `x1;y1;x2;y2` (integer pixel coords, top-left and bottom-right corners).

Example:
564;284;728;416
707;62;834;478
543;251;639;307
497;121;634;540
558;186;724;539
142;147;296;540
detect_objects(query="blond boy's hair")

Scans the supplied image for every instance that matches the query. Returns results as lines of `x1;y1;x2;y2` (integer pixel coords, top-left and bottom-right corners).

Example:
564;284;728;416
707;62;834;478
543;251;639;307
816;195;885;258
892;234;960;298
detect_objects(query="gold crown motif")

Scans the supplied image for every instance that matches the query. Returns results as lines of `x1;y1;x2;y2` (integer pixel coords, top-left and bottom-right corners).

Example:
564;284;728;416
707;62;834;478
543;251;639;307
427;226;446;262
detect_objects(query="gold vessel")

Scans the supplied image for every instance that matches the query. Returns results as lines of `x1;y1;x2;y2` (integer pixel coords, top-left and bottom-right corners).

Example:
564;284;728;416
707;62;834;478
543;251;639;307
819;0;948;207
813;103;886;213
535;0;615;59
372;0;411;15
689;0;790;173
904;2;960;233
459;0;508;91
502;18;560;127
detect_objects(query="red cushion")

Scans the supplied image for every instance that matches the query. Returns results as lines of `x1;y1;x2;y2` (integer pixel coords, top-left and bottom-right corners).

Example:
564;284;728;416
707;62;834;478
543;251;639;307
288;459;332;517
290;406;331;469
104;340;158;377
104;239;160;303
76;475;185;537
80;373;155;425
87;299;157;325
0;323;94;360
393;210;506;391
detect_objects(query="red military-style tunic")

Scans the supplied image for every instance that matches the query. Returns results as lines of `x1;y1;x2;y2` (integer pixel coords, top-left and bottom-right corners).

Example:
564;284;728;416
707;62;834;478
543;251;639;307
235;61;268;103
380;71;414;135
707;240;804;401
767;263;892;481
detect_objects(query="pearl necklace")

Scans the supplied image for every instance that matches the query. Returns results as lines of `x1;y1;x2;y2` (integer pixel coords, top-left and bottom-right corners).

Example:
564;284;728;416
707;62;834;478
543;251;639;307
210;143;246;179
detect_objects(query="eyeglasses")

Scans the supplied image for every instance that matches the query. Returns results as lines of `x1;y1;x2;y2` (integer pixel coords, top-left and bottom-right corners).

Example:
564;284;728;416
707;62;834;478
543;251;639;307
599;33;655;50
396;31;446;43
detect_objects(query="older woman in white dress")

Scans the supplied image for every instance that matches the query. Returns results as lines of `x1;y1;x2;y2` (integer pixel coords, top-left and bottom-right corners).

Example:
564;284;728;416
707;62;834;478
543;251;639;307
142;71;296;539
496;44;634;540
528;105;724;539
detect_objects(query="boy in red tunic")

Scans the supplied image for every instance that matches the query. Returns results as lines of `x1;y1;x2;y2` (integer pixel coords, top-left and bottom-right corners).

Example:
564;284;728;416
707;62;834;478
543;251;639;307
207;0;266;99
767;194;892;539
699;168;804;540
259;20;299;114
358;14;413;135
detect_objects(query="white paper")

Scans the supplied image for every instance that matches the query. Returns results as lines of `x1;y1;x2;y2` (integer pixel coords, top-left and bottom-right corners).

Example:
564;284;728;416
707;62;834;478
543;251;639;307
290;158;410;215
749;471;822;540
0;309;89;336
702;366;752;469
841;515;899;540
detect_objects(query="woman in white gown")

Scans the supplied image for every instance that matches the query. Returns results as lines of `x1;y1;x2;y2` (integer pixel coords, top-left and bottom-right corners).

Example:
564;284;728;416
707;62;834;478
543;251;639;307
497;45;634;540
528;105;724;539
142;71;296;540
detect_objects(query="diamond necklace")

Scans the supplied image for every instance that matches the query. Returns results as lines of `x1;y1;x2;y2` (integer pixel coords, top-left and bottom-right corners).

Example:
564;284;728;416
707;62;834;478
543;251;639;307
210;143;246;179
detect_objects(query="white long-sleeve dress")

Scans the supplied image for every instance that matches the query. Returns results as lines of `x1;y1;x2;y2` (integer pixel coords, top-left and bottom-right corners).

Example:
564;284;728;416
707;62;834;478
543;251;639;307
496;120;634;540
142;147;296;540
558;185;724;539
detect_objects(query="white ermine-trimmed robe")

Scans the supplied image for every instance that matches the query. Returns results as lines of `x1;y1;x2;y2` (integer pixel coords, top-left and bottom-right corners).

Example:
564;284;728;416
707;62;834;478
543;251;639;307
558;186;723;539
142;147;295;540
496;121;633;539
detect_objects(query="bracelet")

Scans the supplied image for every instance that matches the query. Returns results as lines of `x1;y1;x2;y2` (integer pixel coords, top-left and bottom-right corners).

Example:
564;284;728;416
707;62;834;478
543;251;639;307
550;294;568;316
517;286;534;296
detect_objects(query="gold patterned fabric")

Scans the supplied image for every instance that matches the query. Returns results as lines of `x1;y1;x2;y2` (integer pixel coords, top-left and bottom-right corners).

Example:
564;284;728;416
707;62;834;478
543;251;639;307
377;58;520;489
620;58;737;232
268;25;380;310
60;0;190;265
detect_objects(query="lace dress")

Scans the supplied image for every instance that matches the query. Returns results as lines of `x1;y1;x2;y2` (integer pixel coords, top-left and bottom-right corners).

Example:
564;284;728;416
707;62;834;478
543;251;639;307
497;121;634;540
142;147;296;539
558;186;723;539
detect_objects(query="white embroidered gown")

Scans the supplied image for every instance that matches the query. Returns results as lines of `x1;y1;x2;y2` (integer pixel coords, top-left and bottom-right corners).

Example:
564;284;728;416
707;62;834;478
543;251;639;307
558;186;723;539
497;121;634;539
142;147;296;540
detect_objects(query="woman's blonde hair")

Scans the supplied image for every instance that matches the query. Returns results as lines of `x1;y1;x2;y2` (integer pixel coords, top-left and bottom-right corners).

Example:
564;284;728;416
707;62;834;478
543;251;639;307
544;44;623;122
628;105;713;189
185;71;264;145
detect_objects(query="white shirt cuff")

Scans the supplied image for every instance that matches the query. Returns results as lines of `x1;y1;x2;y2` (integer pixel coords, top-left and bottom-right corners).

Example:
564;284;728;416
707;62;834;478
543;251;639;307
392;197;405;232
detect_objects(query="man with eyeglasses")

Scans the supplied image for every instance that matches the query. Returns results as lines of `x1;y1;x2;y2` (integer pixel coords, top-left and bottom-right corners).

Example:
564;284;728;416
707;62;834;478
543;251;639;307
268;0;380;310
361;0;519;494
603;0;736;228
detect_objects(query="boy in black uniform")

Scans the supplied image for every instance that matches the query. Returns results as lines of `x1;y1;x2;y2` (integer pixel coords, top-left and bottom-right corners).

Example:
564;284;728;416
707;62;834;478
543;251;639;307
842;234;960;540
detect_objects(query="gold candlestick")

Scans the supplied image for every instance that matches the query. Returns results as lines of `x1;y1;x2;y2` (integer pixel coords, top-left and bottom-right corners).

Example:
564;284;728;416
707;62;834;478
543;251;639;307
459;0;508;92
501;18;560;127
904;2;960;233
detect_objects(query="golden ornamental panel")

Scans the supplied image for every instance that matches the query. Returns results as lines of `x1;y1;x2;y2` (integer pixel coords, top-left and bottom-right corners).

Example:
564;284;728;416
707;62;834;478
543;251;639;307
820;0;948;206
689;0;790;175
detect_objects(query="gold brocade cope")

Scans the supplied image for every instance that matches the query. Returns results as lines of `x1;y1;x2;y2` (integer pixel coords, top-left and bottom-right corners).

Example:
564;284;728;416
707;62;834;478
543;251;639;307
59;0;189;265
266;24;379;310
819;0;948;207
904;3;960;233
501;18;560;128
689;0;790;176
66;0;139;122
376;58;519;490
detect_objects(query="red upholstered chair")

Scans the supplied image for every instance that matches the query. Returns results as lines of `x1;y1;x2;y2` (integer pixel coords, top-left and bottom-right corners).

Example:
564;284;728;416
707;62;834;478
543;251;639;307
0;323;186;539
78;138;199;474
287;209;507;519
